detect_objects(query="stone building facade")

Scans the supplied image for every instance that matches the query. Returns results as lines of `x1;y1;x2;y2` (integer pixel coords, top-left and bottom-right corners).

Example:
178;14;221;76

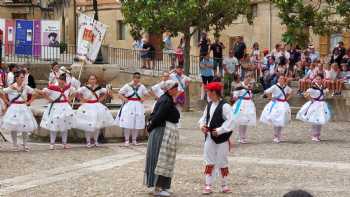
0;0;76;45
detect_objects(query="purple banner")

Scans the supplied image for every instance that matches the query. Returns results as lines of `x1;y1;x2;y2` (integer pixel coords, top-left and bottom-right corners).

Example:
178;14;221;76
33;20;41;57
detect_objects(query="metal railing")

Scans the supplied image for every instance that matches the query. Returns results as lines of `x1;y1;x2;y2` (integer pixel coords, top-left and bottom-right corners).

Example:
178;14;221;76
0;44;76;65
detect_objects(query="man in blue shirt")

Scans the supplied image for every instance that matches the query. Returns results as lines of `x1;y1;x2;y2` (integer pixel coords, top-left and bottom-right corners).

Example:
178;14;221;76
200;53;214;100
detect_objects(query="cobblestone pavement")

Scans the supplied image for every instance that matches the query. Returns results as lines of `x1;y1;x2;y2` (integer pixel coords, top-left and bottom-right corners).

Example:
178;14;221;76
1;111;350;197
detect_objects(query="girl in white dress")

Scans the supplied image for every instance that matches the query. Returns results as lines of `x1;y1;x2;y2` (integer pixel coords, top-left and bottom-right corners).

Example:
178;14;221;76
231;76;256;144
48;62;60;85
39;73;77;150
75;74;115;148
0;71;38;151
116;72;149;146
296;74;331;142
260;76;292;143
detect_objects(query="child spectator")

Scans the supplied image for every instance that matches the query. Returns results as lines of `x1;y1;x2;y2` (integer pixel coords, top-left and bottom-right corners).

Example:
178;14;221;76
324;63;338;95
334;62;347;96
294;61;304;80
339;62;350;84
298;63;316;95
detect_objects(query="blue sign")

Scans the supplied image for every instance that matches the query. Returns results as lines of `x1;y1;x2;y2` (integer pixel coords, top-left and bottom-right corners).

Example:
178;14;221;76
15;20;33;56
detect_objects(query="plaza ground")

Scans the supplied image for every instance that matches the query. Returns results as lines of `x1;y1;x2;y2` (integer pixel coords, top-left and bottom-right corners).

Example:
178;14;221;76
1;111;350;197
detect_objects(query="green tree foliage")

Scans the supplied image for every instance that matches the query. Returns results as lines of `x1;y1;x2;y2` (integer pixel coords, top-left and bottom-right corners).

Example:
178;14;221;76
272;0;350;48
120;0;252;110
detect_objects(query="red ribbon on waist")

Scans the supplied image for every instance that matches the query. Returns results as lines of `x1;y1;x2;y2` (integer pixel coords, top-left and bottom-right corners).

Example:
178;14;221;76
12;101;26;104
54;100;69;103
128;98;141;101
86;100;98;103
274;98;287;102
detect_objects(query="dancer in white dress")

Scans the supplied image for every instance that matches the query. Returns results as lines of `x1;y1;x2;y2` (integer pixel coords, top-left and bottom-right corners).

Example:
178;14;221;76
296;74;331;142
116;72;149;146
75;74;115;148
39;73;77;150
231;76;256;144
48;62;60;85
0;71;38;151
260;76;292;143
150;72;170;100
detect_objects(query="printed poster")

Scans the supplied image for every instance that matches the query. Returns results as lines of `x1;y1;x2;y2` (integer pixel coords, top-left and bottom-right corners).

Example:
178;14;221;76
41;20;60;59
5;19;14;56
15;19;33;56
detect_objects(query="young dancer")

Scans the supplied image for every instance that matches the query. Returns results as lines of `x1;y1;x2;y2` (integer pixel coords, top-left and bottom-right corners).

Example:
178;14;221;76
75;74;115;148
231;75;256;144
48;62;60;85
150;71;170;100
260;76;292;143
116;72;149;146
199;82;235;194
296;74;331;142
39;73;77;150
0;71;38;151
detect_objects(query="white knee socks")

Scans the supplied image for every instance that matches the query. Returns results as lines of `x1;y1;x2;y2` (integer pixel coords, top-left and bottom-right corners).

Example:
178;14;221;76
11;131;17;146
124;129;138;144
11;131;28;147
50;130;68;145
238;125;247;140
93;130;100;145
311;125;322;138
274;126;282;139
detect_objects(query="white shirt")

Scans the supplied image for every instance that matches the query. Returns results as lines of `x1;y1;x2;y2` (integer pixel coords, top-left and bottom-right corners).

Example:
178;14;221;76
233;84;252;98
169;73;190;92
264;84;292;100
119;83;148;99
3;85;34;102
6;72;14;87
199;101;235;135
78;86;107;100
151;82;165;98
49;71;60;85
306;85;328;100
223;56;239;74
43;85;76;101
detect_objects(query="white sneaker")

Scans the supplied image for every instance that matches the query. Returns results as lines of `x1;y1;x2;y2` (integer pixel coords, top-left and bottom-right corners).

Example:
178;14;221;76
23;145;30;152
124;141;130;147
273;138;280;143
154;190;171;197
238;139;247;144
86;143;91;148
312;137;320;142
202;185;212;195
221;185;232;193
50;144;55;150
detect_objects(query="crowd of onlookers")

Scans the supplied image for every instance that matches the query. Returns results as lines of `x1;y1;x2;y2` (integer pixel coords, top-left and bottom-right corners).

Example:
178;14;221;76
0;63;36;89
132;32;350;98
197;32;350;97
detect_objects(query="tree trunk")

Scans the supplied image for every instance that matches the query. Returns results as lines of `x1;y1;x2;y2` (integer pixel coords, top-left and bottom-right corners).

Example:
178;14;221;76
183;31;191;111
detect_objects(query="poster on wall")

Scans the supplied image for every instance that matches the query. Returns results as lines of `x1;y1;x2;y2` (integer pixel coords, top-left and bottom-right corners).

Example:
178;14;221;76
15;19;33;56
77;14;107;63
5;19;14;56
41;20;60;59
0;19;5;59
33;20;41;57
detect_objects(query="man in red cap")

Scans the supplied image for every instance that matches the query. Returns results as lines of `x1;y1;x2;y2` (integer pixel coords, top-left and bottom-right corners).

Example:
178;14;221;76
198;82;235;194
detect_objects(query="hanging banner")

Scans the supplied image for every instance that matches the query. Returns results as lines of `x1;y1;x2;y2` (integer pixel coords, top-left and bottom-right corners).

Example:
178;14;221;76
41;20;60;59
33;20;41;57
77;14;107;63
5;19;14;56
15;19;33;56
0;19;4;59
